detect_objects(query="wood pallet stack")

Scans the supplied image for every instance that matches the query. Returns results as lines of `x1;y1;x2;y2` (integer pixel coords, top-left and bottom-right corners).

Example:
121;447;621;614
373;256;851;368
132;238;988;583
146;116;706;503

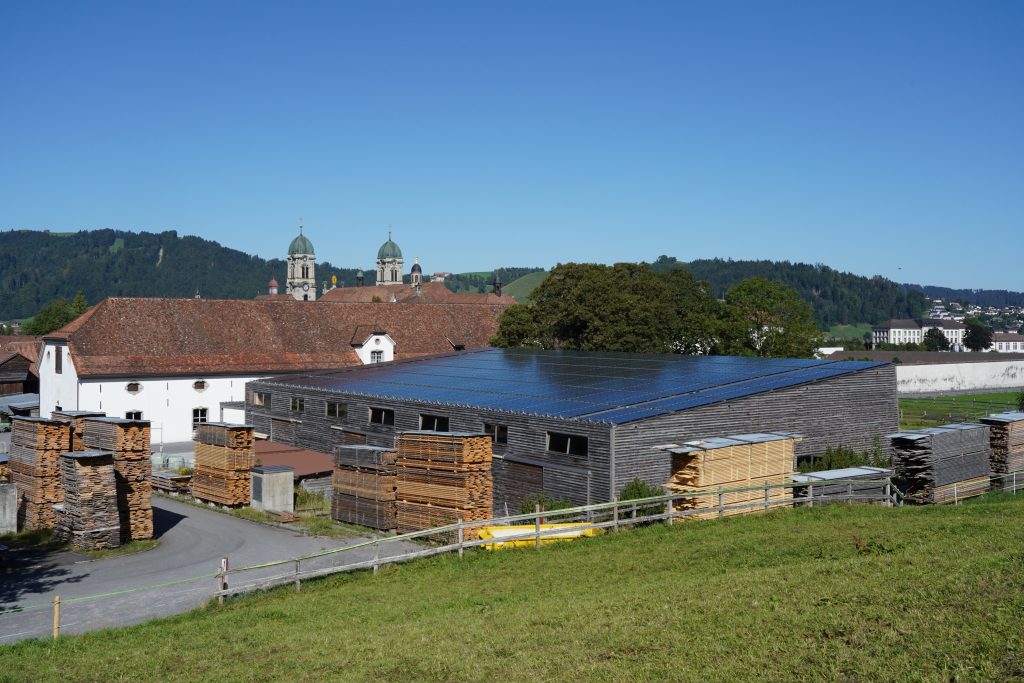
192;423;254;506
57;451;121;550
51;410;106;451
656;433;799;519
9;417;71;530
889;423;991;504
83;417;153;541
395;432;493;540
331;445;397;530
980;412;1024;490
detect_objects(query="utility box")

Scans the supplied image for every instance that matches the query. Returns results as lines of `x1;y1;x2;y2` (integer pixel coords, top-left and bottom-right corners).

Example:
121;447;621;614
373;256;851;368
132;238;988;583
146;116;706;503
0;483;16;534
251;465;294;514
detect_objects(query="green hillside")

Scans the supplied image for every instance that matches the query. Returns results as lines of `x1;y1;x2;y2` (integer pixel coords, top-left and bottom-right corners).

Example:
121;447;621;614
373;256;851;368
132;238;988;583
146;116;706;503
5;495;1024;681
503;270;549;302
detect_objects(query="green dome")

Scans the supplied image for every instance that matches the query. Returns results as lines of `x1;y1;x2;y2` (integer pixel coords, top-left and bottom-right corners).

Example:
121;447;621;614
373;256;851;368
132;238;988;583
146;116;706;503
288;232;314;255
377;238;402;260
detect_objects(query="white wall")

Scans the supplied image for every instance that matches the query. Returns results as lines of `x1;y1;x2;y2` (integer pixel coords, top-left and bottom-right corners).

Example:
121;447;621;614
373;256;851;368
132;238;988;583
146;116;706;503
897;360;1024;394
353;334;395;364
76;375;263;444
221;405;247;424
39;342;81;417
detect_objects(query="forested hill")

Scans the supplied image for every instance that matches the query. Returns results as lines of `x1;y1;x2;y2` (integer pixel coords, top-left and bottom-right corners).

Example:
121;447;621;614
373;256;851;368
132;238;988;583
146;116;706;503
0;229;365;319
651;256;929;327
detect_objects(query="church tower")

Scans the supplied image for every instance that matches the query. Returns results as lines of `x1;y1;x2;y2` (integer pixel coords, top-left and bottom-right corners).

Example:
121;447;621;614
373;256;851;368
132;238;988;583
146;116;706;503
410;257;423;287
376;227;403;286
286;225;316;301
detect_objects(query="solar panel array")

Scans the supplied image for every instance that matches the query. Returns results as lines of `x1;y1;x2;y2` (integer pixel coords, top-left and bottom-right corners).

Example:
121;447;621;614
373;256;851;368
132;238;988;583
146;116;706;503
273;348;888;425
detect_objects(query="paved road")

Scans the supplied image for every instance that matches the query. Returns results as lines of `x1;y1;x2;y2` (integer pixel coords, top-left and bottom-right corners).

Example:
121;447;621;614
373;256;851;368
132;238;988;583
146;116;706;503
0;496;418;643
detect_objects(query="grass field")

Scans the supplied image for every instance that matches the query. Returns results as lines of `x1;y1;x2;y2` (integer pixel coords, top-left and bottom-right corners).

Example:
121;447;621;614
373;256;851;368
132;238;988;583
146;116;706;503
900;391;1021;429
503;270;548;302
827;323;873;341
5;495;1024;681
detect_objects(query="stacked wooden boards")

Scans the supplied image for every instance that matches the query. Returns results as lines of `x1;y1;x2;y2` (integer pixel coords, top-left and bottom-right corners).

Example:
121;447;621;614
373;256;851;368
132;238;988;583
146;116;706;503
889;424;991;504
57;451;121;550
331;445;397;530
192;423;254;506
980;412;1024;490
83;417;154;541
9;418;71;529
396;432;493;539
0;455;8;483
52;410;106;451
656;433;800;519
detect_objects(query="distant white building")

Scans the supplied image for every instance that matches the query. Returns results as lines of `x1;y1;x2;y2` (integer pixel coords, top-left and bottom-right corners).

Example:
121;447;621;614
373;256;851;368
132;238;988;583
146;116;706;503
989;333;1024;353
872;319;966;348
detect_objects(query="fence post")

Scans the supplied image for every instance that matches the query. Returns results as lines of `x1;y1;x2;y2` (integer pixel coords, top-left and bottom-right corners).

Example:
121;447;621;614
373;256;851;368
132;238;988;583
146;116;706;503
1015;472;1018;495
631;502;637;523
535;503;542;549
954;482;959;505
717;489;724;519
294;559;301;593
847;482;853;505
665;495;673;526
612;499;619;532
218;557;228;605
52;595;60;640
764;481;770;512
457;517;464;559
373;543;380;575
884;482;892;508
808;484;814;509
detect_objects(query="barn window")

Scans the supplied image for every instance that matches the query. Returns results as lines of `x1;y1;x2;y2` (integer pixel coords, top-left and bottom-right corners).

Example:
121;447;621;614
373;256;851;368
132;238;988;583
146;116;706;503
420;414;450;432
193;380;208;391
547;432;588;457
192;408;208;424
126;382;141;394
369;407;394;426
290;397;305;413
55;348;63;374
326;402;347;419
125;410;143;420
484;423;508;444
253;391;271;407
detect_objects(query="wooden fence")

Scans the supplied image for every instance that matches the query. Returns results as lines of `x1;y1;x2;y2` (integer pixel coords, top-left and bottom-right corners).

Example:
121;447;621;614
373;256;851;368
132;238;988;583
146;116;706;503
215;478;902;600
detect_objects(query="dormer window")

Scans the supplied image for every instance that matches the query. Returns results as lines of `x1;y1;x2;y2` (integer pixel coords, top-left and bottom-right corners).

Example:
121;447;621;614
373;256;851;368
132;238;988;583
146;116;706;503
126;382;141;395
193;380;208;391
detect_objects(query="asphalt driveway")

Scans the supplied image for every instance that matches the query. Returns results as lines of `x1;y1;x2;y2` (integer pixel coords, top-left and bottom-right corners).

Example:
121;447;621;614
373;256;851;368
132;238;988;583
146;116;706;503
0;496;417;643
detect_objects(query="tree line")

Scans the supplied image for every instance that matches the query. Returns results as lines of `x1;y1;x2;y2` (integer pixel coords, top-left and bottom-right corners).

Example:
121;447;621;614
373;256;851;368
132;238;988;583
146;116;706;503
490;263;824;358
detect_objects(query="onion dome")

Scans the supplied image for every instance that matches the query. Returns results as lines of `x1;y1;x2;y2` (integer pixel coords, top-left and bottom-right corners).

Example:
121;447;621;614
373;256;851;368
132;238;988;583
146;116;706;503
288;229;314;255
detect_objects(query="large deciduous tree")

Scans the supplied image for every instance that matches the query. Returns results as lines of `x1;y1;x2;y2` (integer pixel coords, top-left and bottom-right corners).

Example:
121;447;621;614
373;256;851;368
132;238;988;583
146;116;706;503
963;317;993;352
718;277;823;358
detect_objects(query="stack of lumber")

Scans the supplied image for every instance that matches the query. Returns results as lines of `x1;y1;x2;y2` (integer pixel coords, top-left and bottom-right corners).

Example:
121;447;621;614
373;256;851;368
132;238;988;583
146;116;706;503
192;423;254;506
83;417;153;541
980;412;1024;490
331;445;397;530
395;432;493;540
9;417;71;529
889;423;991;504
656;433;799;519
57;451;121;550
51;410;106;451
150;470;192;493
0;455;8;483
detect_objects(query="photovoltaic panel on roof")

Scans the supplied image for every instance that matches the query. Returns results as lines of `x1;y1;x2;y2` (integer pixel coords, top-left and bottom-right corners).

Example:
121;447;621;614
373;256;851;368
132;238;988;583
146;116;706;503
266;348;888;425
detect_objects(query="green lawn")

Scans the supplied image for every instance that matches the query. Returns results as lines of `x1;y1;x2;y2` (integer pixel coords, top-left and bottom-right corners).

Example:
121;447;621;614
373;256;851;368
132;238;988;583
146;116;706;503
5;495;1024;681
827;323;873;341
900;391;1021;429
504;270;548;302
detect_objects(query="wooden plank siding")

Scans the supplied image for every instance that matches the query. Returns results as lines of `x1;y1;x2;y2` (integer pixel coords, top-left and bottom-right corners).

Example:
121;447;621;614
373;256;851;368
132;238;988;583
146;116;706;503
246;363;897;508
612;365;898;495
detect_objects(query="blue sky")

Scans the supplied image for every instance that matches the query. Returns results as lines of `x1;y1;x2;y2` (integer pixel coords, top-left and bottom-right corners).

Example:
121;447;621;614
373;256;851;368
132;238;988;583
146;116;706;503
1;1;1021;288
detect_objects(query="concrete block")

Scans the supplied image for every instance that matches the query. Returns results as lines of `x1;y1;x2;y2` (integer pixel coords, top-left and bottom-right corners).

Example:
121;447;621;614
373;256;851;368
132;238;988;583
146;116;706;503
251;466;294;514
0;484;16;534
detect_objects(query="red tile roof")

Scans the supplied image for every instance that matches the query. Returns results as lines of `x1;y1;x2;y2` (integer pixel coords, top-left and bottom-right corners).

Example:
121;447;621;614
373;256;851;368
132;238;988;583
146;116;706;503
253;441;333;477
0;336;42;375
47;297;506;378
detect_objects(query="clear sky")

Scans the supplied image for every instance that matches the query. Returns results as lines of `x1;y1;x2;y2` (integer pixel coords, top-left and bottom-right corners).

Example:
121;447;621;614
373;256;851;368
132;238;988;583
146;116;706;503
1;1;1021;288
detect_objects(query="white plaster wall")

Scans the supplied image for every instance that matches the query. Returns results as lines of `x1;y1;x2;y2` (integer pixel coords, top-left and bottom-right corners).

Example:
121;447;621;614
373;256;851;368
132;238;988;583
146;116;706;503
897;360;1024;394
221;406;247;424
39;342;81;416
353;334;395;364
77;375;262;444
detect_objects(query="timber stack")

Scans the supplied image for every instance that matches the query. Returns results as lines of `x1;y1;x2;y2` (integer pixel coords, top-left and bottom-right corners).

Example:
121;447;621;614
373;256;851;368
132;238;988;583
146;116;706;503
57;451;121;550
0;455;8;483
395;432;493;540
83;417;154;541
656;433;800;519
9;417;71;529
980;412;1024;490
889;423;991;504
192;423;254;506
52;410;106;451
331;445;397;530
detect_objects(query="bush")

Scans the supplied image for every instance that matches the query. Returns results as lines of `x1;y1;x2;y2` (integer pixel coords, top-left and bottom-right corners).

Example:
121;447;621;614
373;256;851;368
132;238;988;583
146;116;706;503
798;440;892;474
618;478;665;518
176;466;194;476
519;494;574;515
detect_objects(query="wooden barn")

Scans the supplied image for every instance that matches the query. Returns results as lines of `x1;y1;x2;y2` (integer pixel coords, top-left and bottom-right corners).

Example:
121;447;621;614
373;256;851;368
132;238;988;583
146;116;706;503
245;348;898;513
